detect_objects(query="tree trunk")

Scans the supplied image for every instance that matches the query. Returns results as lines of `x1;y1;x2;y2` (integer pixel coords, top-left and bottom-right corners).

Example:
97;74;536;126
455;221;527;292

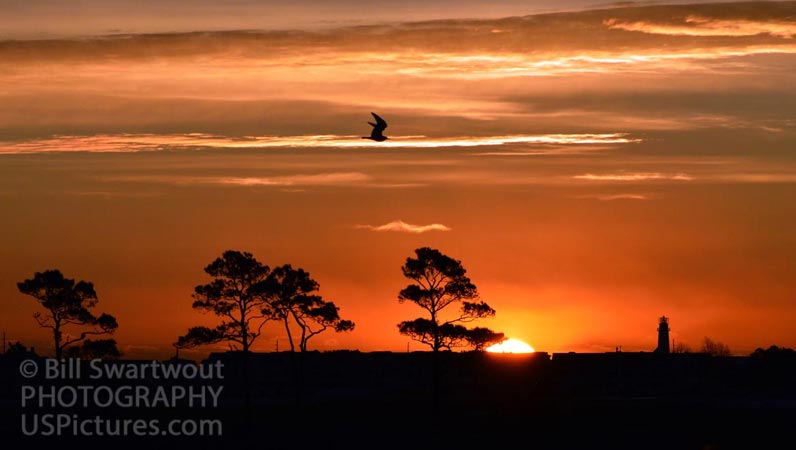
53;326;62;360
284;317;295;352
431;309;441;352
299;323;307;353
240;313;249;353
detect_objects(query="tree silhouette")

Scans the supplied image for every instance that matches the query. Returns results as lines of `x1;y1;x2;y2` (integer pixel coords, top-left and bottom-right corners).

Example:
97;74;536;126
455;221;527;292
3;341;37;358
177;250;271;353
751;345;796;359
265;264;354;352
397;247;495;352
398;319;469;351
464;327;506;351
701;337;731;356
17;270;118;360
673;342;692;354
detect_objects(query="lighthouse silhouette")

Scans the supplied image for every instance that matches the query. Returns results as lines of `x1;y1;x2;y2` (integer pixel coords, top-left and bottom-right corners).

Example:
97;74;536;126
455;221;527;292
655;316;670;353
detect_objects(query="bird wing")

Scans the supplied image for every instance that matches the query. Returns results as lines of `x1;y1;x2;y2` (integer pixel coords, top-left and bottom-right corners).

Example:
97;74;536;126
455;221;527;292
370;112;388;130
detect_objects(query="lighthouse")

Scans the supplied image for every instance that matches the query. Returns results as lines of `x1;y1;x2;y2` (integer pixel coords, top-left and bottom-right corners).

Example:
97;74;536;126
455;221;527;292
655;316;670;354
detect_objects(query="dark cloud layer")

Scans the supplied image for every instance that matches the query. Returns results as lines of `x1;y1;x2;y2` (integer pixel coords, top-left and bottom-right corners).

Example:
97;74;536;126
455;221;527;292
2;1;795;60
0;0;762;39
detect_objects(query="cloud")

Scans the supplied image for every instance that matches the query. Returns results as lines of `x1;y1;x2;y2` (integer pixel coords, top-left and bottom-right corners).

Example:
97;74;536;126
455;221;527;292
604;16;796;39
0;0;611;40
473;144;615;156
2;3;795;143
392;47;796;79
712;173;796;183
218;173;370;186
6;3;795;62
579;193;652;201
574;172;693;181
356;220;451;233
107;172;371;187
67;190;163;198
0;133;640;154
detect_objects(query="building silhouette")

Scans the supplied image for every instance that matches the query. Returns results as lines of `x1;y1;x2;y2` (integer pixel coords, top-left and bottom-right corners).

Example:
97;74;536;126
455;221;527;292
655;315;670;354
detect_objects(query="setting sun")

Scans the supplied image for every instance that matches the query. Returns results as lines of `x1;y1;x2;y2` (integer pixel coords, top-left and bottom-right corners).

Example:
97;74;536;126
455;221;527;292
486;339;535;354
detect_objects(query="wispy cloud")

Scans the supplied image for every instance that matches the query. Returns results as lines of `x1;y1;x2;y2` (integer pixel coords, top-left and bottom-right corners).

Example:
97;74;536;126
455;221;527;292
218;173;370;186
574;172;693;181
473;145;615;156
605;17;796;39
579;193;652;201
367;134;640;148
356;220;451;234
107;172;371;187
713;173;796;183
392;47;796;79
66;190;163;198
0;133;639;154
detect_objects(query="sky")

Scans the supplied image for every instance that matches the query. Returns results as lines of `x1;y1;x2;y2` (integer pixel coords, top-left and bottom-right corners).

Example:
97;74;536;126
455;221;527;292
1;1;795;359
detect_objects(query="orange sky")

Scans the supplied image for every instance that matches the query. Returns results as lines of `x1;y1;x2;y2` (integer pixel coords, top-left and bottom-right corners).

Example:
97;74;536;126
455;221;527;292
1;1;795;359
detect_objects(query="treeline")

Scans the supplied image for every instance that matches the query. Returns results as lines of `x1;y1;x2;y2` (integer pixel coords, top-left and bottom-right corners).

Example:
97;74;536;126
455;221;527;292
8;247;506;359
8;246;794;361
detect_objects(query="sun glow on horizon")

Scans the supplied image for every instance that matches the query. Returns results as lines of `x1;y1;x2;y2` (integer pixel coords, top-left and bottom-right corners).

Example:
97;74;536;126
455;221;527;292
486;338;535;354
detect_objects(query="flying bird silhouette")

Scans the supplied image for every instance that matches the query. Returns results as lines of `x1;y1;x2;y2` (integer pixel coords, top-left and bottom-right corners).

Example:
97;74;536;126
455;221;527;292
362;112;389;142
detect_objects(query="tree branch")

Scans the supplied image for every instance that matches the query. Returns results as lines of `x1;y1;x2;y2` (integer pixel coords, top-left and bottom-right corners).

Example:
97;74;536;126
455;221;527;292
62;329;111;349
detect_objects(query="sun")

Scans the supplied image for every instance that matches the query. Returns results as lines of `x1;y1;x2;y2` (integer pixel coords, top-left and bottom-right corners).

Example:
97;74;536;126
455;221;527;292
486;338;535;353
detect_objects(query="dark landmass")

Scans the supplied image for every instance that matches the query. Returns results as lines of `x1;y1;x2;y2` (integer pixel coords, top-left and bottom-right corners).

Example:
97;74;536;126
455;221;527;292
2;350;795;449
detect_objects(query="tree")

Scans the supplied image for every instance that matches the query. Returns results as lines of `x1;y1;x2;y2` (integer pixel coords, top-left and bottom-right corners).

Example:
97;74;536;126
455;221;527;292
17;270;118;360
176;250;271;353
397;247;496;352
701;337;731;356
750;345;796;359
464;327;506;351
3;341;37;358
672;342;692;354
265;264;354;352
64;339;122;360
398;319;469;351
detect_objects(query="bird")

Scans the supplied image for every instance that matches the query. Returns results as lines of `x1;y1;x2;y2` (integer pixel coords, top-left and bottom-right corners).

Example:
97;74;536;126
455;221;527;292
362;112;389;142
